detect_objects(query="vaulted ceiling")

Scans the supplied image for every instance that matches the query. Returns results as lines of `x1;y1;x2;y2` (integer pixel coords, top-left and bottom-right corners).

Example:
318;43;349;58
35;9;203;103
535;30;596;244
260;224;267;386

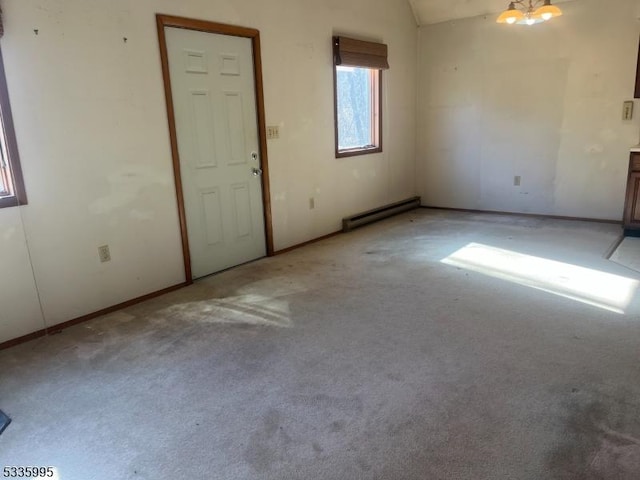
408;0;575;26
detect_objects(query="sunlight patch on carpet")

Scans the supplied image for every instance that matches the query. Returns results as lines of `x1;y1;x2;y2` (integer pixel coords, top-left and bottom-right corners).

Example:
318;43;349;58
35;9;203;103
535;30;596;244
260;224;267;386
162;276;305;327
163;294;293;327
441;243;639;314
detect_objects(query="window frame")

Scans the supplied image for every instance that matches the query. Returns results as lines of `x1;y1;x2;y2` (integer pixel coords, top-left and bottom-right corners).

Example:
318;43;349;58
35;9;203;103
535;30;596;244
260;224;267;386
333;65;382;158
0;47;27;209
332;36;387;159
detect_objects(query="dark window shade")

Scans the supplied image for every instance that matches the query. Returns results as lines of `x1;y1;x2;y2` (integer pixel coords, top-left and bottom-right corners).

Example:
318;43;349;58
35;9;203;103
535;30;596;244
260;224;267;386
333;36;389;70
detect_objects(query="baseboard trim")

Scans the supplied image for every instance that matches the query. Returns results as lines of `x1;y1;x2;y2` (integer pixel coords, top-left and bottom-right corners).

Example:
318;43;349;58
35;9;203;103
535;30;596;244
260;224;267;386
421;205;623;225
0;282;189;351
2;231;348;351
274;231;342;256
0;330;48;351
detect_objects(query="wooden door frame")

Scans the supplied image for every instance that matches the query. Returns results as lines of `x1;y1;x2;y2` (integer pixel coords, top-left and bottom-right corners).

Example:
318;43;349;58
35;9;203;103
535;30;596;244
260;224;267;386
156;14;274;283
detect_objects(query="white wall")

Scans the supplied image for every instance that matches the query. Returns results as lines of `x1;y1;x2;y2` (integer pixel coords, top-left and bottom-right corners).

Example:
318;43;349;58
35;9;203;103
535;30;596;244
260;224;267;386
0;208;43;340
0;0;417;343
417;0;640;219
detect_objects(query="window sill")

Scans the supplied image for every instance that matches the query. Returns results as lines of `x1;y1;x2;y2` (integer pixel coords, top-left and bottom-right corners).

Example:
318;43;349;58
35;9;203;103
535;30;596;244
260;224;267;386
0;195;22;209
336;146;382;159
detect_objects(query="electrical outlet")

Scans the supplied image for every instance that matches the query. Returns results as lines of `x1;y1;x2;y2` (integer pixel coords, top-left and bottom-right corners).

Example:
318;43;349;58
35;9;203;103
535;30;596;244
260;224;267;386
514;176;521;186
309;197;315;209
266;126;280;140
98;245;111;263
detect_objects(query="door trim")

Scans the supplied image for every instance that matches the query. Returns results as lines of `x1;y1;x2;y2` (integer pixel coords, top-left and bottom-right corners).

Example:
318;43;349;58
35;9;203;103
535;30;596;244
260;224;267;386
156;14;274;283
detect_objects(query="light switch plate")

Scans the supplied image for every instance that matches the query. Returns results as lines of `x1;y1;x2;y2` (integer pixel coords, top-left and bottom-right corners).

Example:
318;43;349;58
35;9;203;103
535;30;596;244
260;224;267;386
266;126;280;140
623;101;634;121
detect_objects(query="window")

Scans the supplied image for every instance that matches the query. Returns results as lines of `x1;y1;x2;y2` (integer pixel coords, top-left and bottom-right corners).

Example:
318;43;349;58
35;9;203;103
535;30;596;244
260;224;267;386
333;36;388;158
0;47;26;209
335;66;380;153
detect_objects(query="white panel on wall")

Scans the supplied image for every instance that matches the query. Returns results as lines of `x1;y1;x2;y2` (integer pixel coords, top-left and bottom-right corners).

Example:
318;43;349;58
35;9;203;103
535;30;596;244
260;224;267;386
478;59;568;212
0;209;45;343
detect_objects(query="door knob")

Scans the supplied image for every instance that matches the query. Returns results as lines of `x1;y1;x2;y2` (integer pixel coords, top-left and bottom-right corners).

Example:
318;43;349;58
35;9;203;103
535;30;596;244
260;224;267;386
252;167;263;176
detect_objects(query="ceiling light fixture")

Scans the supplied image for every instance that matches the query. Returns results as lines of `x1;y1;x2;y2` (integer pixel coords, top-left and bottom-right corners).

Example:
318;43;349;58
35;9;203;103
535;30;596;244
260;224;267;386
496;0;563;26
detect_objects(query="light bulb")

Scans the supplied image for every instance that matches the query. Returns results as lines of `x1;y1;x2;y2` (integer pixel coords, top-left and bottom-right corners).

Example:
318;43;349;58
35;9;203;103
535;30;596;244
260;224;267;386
534;3;563;21
526;17;536;25
497;3;524;24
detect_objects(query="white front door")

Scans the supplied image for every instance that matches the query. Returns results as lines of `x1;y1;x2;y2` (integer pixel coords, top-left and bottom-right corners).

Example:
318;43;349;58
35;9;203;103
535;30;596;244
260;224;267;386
165;27;266;279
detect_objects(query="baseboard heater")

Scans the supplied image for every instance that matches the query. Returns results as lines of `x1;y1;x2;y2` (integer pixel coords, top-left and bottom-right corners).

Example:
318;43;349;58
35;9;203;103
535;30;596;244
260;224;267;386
342;196;421;232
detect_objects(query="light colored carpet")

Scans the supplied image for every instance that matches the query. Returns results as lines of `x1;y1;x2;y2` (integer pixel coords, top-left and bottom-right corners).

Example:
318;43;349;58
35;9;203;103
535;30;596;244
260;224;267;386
610;236;640;273
1;209;640;480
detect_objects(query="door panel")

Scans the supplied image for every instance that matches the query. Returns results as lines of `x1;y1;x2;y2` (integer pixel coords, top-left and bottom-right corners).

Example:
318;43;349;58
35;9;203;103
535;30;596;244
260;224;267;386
232;183;253;238
190;90;218;168
224;92;248;164
166;27;266;279
184;50;208;73
201;188;224;245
